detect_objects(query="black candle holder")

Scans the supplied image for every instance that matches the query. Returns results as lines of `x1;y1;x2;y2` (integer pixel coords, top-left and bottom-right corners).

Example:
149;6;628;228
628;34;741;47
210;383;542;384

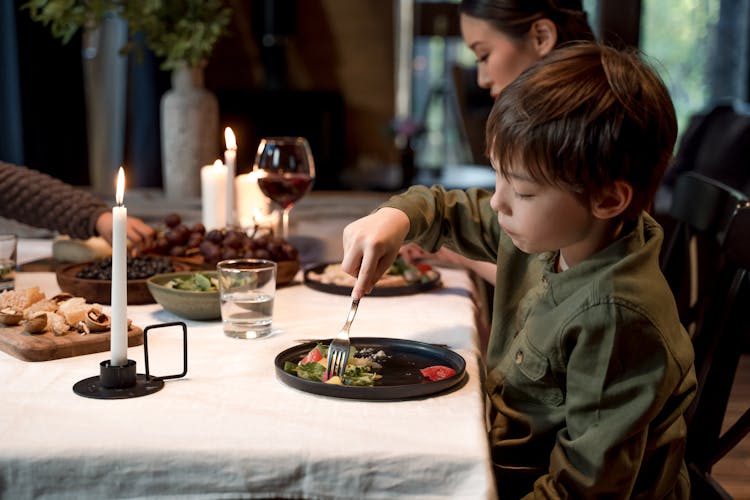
73;321;188;400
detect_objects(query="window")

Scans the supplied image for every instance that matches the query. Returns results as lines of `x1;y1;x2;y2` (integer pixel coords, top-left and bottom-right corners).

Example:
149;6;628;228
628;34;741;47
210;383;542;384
640;0;724;135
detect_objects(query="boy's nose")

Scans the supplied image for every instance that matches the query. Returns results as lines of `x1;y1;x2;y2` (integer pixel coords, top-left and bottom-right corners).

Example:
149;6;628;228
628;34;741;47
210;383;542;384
490;189;511;216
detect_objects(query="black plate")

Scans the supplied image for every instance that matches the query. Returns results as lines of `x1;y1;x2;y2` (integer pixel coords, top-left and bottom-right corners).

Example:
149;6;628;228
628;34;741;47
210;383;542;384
274;337;466;401
303;262;441;297
274;337;466;400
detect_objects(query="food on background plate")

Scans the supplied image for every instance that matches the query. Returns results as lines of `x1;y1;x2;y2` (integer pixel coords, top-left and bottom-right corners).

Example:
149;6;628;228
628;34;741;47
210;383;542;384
0;287;116;335
307;256;437;289
284;344;384;386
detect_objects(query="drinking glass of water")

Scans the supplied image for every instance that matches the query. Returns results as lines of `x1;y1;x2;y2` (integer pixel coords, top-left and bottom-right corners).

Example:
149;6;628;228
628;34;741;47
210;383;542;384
217;259;277;339
0;234;17;291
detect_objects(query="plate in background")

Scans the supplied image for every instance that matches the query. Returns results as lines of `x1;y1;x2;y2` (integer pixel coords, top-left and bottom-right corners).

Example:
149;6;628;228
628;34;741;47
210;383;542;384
303;262;441;297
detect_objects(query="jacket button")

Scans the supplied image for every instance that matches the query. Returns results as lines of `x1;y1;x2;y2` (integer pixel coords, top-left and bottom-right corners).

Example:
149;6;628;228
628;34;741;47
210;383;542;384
515;350;524;364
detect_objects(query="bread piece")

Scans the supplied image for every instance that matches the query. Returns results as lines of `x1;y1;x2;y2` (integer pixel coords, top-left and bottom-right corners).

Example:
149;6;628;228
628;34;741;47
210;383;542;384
0;287;45;311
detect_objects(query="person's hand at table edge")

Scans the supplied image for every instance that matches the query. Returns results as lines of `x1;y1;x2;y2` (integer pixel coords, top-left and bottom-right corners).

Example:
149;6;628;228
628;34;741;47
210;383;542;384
341;207;410;300
95;212;156;251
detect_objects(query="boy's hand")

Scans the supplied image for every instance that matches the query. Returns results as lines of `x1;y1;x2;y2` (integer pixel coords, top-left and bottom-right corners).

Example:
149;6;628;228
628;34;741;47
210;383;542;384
341;207;410;299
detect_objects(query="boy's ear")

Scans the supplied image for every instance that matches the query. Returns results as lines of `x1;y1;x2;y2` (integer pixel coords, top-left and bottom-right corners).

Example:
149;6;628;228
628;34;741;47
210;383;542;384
591;180;633;220
530;19;557;57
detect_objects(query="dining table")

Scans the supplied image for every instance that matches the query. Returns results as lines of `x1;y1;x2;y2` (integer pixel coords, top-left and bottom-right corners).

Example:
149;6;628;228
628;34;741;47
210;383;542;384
0;192;498;499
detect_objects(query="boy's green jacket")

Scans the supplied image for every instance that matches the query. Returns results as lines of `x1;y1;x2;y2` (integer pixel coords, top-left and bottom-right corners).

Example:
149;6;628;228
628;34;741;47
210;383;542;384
383;185;697;499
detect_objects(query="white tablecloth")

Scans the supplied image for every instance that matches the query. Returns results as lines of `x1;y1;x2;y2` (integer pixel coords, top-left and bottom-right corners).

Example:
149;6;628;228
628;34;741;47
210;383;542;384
0;264;496;498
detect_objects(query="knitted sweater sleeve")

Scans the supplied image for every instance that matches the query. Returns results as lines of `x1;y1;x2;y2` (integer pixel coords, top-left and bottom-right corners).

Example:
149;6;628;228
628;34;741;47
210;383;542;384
0;162;109;239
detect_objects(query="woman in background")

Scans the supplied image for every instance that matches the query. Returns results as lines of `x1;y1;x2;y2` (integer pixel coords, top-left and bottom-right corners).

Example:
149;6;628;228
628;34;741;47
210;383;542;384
406;0;595;284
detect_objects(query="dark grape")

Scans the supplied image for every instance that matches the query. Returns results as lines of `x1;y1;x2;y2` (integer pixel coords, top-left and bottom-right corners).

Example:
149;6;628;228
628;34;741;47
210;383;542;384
223;230;244;249
186;232;204;248
169;245;186;257
199;240;220;257
199;240;222;263
206;229;224;244
152;215;299;265
154;236;170;253
254;248;271;260
221;247;239;260
164;213;181;228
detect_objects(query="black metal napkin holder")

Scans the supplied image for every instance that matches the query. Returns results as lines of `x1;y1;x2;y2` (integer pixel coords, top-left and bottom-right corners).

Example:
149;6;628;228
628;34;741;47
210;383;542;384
73;321;188;400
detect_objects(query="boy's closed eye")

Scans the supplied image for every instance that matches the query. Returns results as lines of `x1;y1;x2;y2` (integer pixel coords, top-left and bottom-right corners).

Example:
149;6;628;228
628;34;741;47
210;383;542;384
508;175;541;200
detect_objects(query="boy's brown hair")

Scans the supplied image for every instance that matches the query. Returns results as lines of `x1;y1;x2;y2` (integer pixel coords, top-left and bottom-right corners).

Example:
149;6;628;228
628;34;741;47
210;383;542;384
485;42;677;221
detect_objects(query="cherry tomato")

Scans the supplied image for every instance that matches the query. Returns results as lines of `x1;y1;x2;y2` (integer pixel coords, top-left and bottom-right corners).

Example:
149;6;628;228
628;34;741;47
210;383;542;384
416;263;433;273
420;365;456;381
300;346;323;365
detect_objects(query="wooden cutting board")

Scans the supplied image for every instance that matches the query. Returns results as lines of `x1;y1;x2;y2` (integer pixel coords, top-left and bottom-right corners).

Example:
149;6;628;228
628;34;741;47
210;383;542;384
0;325;143;362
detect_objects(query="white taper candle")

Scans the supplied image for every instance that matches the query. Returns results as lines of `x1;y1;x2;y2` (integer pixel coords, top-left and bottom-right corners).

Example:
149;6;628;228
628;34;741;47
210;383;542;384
110;167;128;366
201;159;227;231
224;127;237;228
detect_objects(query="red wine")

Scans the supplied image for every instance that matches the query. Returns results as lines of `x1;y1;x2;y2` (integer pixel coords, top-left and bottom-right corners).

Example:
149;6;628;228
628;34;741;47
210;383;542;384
257;174;314;208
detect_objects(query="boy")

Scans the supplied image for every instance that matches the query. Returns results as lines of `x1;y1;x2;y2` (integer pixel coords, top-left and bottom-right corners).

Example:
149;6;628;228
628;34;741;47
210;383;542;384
341;43;697;499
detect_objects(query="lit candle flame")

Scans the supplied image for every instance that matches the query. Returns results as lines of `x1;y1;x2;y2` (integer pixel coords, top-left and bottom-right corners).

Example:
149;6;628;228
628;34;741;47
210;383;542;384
224;127;237;151
212;159;224;169
115;166;125;206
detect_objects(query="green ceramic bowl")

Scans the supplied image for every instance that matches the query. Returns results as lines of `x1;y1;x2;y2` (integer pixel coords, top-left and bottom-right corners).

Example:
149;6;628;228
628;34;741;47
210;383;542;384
146;272;221;321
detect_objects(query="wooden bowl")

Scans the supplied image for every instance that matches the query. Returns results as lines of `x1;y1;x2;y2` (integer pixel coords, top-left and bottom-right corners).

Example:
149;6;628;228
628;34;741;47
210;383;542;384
55;260;190;305
276;259;301;286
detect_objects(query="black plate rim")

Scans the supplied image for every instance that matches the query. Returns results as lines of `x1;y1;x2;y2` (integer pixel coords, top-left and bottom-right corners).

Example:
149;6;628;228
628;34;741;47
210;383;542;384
274;337;466;400
302;262;441;297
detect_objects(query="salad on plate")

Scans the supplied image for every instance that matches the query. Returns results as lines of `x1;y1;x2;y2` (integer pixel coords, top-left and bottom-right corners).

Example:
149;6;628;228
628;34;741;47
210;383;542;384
283;343;385;386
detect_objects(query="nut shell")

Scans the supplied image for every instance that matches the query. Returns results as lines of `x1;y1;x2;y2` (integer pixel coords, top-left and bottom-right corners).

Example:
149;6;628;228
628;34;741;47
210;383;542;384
50;293;75;304
84;310;111;332
23;312;47;334
0;308;23;326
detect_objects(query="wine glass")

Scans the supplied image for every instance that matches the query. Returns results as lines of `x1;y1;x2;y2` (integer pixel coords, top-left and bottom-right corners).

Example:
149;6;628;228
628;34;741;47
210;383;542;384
253;137;316;239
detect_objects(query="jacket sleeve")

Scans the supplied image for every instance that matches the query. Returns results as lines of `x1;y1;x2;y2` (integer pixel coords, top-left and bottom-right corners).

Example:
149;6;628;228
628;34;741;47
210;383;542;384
380;184;501;263
527;303;694;498
0;162;108;239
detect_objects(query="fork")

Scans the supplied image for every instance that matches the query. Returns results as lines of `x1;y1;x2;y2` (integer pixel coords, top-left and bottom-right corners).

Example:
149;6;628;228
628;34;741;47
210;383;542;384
325;298;360;380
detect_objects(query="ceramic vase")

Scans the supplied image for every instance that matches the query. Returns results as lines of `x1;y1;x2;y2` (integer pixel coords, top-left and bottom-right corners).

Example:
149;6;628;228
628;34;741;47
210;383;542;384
160;64;218;199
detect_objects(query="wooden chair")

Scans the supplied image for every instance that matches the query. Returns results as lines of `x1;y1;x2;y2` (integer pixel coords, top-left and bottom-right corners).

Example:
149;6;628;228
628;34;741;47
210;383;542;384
659;171;750;499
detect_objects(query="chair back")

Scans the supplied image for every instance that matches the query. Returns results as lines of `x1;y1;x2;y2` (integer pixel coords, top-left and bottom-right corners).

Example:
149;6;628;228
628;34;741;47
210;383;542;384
660;172;748;328
662;100;750;196
660;172;750;499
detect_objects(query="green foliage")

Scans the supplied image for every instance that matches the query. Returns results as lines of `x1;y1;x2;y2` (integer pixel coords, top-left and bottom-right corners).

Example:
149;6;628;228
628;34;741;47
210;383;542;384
22;0;116;44
125;0;232;70
640;0;720;137
21;0;232;71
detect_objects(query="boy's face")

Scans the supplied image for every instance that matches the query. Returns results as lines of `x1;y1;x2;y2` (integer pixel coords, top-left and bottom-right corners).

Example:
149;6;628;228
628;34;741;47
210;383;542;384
489;164;599;265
